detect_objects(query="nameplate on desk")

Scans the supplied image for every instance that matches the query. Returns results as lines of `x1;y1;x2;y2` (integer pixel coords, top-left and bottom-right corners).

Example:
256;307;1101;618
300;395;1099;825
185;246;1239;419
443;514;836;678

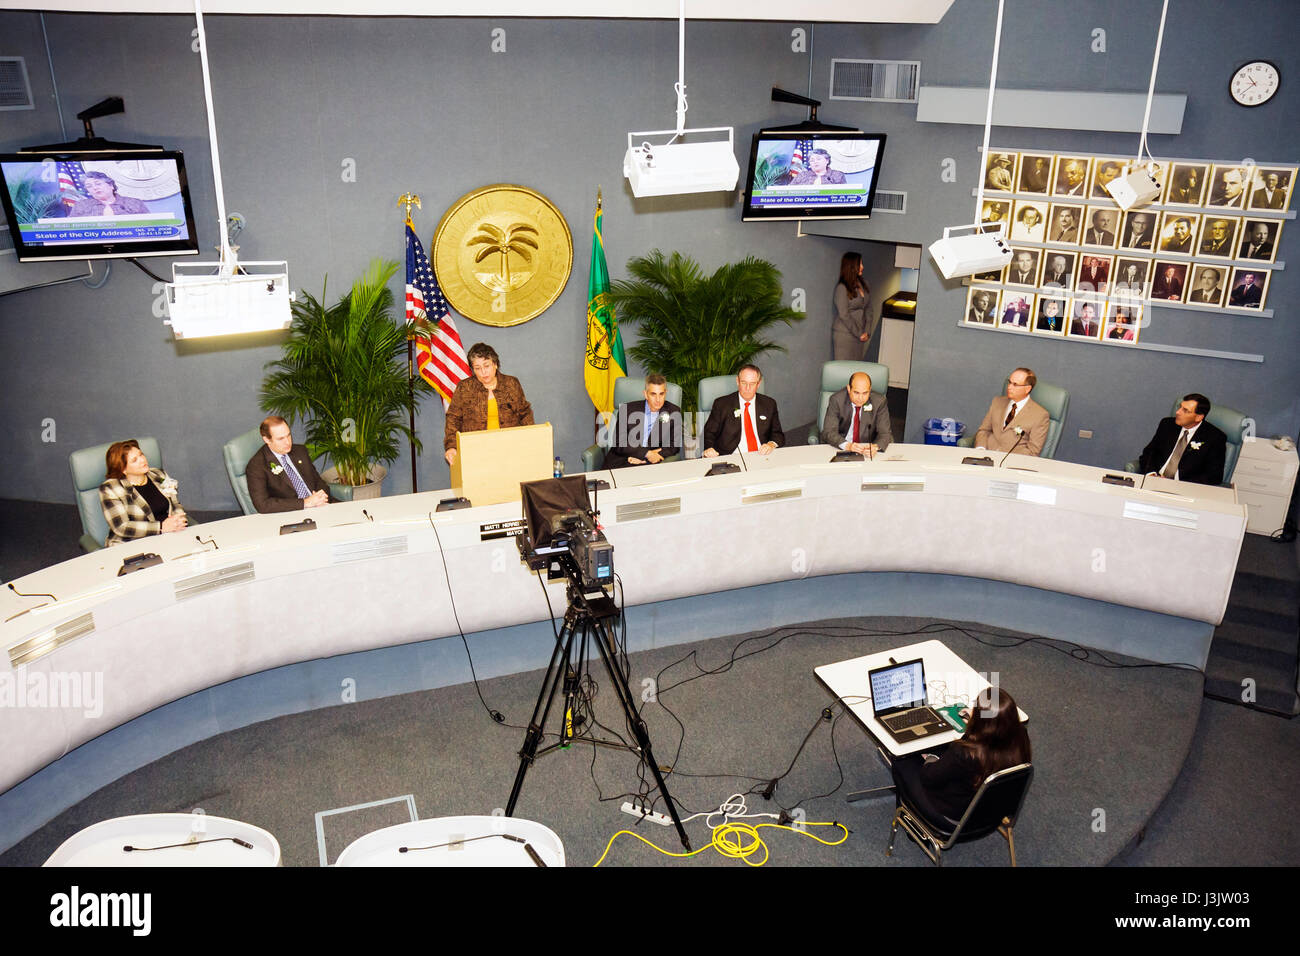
860;475;925;492
8;612;95;668
174;562;256;602
615;498;681;522
332;536;409;564
480;519;526;541
1122;500;1198;530
987;481;1057;506
741;480;805;504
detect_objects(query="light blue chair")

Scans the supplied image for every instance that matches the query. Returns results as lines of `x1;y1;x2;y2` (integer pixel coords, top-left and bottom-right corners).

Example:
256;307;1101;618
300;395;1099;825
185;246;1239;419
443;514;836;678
1124;399;1248;485
957;379;1071;459
807;360;890;444
582;377;685;472
698;374;744;424
69;437;164;552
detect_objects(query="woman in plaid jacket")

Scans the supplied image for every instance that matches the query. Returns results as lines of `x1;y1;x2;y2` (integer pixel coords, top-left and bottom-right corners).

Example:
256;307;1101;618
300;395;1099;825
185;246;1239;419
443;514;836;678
98;439;188;546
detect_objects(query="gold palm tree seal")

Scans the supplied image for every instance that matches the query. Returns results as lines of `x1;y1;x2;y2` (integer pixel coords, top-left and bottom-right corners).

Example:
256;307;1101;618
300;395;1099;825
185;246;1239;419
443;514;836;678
432;184;573;327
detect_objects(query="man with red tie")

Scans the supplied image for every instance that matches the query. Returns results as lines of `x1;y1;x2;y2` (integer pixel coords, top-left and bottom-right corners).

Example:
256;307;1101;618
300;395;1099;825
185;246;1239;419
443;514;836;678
701;364;785;457
819;371;892;455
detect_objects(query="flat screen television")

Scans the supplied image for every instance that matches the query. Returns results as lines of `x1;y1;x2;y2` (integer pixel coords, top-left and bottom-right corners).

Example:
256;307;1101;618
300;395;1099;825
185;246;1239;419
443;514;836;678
741;131;886;221
0;149;199;262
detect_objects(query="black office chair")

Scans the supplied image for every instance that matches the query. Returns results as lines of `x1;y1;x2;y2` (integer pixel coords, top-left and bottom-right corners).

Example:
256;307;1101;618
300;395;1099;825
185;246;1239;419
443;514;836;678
887;762;1033;866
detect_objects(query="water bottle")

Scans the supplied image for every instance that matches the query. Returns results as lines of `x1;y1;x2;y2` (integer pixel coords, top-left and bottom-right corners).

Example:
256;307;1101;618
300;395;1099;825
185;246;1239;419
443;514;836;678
553;457;565;478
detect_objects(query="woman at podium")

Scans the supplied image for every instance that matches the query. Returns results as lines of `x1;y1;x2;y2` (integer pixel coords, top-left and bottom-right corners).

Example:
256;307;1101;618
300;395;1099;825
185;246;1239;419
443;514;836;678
444;343;535;466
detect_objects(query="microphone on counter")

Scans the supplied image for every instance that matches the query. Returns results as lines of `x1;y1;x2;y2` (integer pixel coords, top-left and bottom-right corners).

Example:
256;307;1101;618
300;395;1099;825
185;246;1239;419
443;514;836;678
8;581;57;601
362;509;373;522
998;427;1029;467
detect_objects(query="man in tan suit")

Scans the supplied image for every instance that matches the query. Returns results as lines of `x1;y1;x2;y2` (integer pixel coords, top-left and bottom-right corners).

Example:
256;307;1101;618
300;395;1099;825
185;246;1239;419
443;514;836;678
973;367;1050;456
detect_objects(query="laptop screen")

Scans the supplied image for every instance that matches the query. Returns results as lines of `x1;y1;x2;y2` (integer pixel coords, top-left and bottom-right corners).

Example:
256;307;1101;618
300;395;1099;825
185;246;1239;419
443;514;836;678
869;659;927;714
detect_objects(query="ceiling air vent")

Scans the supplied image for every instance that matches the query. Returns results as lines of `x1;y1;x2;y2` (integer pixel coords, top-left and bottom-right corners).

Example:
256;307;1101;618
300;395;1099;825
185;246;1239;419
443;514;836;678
830;59;920;104
0;58;34;111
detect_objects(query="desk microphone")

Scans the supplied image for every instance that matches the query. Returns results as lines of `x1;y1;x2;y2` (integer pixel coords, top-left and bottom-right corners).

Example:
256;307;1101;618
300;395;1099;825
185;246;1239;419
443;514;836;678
362;509;374;522
998;427;1028;467
8;582;57;601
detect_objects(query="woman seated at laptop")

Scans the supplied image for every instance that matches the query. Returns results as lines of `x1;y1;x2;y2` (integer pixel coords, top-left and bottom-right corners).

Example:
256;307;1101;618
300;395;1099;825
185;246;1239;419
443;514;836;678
890;687;1030;823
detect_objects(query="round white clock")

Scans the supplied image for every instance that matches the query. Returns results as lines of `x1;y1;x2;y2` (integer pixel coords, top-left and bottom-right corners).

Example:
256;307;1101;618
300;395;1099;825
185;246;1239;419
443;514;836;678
1230;60;1279;107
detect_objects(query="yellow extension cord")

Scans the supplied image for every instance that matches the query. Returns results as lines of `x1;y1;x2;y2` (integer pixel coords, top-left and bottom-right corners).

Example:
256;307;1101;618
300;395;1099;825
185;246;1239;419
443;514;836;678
593;819;849;867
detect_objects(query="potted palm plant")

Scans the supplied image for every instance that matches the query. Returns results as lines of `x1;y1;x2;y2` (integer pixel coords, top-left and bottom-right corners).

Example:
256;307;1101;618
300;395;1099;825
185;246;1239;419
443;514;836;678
260;259;433;499
606;250;805;418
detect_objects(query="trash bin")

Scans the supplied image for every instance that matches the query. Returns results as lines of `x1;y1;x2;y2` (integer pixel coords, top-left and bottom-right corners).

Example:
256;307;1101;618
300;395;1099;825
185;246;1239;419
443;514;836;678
923;417;965;445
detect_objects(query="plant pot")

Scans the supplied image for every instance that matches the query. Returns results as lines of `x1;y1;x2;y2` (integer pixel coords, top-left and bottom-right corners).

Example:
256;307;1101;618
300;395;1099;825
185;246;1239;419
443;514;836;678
322;465;388;501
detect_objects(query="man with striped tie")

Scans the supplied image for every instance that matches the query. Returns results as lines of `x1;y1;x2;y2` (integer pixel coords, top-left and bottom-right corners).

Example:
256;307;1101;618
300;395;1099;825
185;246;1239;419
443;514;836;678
246;415;333;513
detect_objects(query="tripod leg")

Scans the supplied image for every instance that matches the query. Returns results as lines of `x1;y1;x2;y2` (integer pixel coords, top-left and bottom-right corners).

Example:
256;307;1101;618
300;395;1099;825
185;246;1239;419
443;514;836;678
506;612;577;816
590;616;693;851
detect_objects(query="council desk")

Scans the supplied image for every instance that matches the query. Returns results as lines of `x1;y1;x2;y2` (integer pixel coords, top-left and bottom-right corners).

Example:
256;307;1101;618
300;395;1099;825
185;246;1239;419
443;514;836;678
0;444;1244;797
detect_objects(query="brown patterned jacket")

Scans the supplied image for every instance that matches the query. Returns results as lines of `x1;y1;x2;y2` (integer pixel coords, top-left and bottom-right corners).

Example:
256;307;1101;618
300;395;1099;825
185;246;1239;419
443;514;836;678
443;373;535;450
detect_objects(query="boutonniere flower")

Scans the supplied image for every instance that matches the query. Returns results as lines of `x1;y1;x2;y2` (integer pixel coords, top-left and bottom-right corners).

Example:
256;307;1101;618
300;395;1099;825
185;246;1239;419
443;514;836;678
161;477;178;494
864;403;873;412
733;408;741;418
270;463;284;475
1190;441;1202;450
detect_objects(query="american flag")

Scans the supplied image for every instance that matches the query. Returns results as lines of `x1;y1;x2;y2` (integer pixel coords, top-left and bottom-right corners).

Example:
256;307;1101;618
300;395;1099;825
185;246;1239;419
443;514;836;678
790;139;814;173
406;222;469;407
57;161;86;208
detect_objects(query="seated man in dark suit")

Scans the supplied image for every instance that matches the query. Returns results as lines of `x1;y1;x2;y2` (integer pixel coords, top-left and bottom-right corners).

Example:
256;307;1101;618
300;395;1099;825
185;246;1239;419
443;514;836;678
604;373;684;469
1137;393;1227;486
820;371;891;456
245;415;333;512
701;364;784;457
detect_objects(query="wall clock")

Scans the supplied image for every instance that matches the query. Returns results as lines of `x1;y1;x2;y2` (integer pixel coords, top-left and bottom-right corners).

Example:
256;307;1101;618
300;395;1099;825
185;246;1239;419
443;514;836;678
1230;60;1279;107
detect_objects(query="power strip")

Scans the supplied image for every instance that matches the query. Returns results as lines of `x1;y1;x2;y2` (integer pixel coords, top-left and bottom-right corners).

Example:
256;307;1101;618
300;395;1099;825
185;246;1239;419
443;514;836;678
621;802;674;827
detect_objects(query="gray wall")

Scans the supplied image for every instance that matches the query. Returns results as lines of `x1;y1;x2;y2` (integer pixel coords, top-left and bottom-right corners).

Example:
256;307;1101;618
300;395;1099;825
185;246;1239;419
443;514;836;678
1;1;1296;510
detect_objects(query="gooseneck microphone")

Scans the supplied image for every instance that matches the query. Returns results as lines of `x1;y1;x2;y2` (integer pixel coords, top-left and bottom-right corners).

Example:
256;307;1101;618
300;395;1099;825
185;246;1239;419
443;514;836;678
998;427;1029;467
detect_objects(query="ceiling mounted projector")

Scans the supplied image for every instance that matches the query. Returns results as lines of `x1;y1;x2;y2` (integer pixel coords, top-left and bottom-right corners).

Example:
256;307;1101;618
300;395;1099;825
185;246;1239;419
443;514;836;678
623;128;740;198
1105;165;1163;210
928;221;1013;280
166;260;293;339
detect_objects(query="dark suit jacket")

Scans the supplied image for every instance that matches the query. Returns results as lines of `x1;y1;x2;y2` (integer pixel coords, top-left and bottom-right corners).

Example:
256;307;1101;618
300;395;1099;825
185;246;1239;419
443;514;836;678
1083;228;1115;245
1240;239;1274;260
1122;229;1152;249
1139;417;1227;486
820;389;892;450
604;400;684;469
246;443;332;513
1252;188;1285;209
1229;282;1263;306
702;393;784;454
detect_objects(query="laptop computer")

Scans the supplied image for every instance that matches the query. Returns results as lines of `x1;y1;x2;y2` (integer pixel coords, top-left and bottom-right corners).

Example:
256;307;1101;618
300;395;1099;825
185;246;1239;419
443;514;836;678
868;658;955;744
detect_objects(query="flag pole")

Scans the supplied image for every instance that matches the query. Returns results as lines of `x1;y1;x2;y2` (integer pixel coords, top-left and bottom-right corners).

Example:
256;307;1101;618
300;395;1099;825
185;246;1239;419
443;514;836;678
399;193;422;493
594;187;601;442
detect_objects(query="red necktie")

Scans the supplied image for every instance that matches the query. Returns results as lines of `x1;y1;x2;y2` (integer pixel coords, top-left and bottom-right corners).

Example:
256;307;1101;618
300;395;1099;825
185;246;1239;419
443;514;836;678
851;405;860;444
743;401;760;452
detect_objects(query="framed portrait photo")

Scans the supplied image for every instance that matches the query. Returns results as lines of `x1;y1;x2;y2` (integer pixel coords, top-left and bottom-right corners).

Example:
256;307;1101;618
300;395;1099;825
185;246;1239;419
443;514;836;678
1039;250;1077;292
964;287;1001;326
1118;209;1158;251
1186;263;1229;306
1075;254;1114;295
1052;155;1092;198
1111;257;1153;299
998;292;1035;331
1018;154;1054;194
1238;218;1282;263
1247;166;1296;211
1090;158;1125;202
1047;203;1084;244
1196;215;1240;259
1207;164;1250;209
1164;163;1208;206
1005;248;1041;287
984;151;1018;192
1033;295;1069;336
1225;268;1269;309
1080;207;1120;248
1157;212;1200;255
1009;200;1049;242
1151;261;1189;302
1103;301;1142;343
978;199;1013;232
1068;297;1103;339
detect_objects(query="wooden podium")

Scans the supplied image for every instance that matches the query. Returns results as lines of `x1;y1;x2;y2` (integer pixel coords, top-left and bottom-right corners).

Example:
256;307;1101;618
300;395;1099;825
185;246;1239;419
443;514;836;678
451;422;554;506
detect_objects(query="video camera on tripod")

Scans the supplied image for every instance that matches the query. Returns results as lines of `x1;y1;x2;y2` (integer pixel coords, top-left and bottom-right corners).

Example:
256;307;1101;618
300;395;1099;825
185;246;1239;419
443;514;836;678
516;475;613;589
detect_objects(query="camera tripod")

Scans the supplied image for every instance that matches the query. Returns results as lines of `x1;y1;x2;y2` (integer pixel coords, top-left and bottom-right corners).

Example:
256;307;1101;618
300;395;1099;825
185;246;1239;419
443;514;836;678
505;568;692;851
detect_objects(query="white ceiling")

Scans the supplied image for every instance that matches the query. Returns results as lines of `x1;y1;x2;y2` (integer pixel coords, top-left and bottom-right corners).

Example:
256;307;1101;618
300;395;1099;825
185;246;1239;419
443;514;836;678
0;1;956;23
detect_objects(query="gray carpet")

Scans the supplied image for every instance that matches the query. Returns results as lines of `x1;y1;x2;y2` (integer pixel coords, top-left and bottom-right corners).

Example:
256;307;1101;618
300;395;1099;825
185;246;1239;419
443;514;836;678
1;617;1210;867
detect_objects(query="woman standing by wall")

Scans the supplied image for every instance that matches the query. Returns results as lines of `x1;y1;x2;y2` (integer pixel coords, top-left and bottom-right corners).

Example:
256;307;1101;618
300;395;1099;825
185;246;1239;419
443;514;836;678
832;251;871;360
